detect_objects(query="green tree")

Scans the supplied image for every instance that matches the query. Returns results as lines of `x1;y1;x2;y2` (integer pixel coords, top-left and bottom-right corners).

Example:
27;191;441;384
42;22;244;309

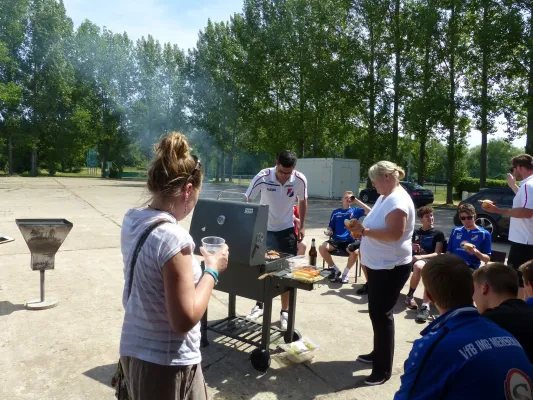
0;0;28;174
467;138;523;179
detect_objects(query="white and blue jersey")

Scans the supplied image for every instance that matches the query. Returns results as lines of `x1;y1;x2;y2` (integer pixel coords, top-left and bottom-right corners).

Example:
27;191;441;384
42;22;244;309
448;226;491;269
395;306;533;400
328;207;365;242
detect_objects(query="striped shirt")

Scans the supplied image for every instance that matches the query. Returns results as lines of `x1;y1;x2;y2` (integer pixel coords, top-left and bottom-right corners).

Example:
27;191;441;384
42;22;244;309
509;174;533;244
119;207;202;366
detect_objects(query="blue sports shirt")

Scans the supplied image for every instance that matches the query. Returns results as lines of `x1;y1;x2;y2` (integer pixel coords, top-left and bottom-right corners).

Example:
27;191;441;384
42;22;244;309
328;207;365;242
448;226;492;269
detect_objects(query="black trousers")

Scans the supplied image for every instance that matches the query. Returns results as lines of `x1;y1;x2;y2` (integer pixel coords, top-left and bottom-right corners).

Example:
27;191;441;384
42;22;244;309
366;263;411;378
508;241;533;287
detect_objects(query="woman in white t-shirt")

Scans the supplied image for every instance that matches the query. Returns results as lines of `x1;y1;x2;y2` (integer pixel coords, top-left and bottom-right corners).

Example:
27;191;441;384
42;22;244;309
119;132;229;400
347;161;415;386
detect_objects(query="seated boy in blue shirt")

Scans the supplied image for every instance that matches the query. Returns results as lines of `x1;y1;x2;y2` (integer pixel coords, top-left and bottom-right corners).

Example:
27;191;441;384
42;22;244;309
519;260;533;307
319;190;369;283
448;203;491;270
395;254;533;400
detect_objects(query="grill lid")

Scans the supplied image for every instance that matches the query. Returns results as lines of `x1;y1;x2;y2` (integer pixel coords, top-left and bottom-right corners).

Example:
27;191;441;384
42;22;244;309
189;199;269;266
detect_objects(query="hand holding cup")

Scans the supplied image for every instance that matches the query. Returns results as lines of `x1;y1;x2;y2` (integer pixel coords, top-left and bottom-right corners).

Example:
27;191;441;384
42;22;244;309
200;244;229;274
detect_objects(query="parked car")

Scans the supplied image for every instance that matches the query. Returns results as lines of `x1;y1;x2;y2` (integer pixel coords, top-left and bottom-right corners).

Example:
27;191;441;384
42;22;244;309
358;181;434;207
453;187;514;238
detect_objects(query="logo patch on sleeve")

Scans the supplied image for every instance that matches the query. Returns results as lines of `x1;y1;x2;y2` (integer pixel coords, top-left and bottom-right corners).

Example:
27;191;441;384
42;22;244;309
505;368;533;400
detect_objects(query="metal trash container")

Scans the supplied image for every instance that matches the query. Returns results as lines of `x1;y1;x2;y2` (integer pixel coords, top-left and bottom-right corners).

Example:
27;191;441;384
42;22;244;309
16;219;73;310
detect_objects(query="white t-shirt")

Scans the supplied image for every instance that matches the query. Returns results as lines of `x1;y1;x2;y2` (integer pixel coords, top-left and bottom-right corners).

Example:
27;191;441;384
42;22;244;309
119;207;203;366
509;174;533;245
245;167;308;232
360;187;415;269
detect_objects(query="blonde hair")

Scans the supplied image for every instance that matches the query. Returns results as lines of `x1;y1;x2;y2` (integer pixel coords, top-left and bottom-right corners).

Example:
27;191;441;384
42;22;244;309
368;161;405;182
343;191;354;196
147;132;202;198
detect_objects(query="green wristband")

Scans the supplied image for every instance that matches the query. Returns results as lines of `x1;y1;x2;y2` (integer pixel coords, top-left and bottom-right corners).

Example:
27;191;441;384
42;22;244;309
204;268;219;284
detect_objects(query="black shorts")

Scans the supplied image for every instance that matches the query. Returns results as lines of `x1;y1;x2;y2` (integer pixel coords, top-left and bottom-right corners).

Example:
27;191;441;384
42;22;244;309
327;239;361;253
507;242;533;287
267;228;297;256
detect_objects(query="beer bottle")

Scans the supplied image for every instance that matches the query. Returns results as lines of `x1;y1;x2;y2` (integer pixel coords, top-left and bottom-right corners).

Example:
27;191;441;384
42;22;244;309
309;238;317;266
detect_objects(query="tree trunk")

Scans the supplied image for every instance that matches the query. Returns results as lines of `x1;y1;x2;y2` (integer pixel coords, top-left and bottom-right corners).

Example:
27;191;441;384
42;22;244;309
203;151;209;180
367;21;376;188
418;32;432;185
221;149;226;183
31;148;38;176
101;153;107;178
480;2;489;188
229;120;237;183
8;133;13;175
527;7;533;155
446;2;457;205
215;155;220;182
299;65;305;158
391;0;401;162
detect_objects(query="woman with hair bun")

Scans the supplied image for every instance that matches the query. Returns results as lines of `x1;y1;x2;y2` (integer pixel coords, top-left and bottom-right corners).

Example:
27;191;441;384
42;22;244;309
119;132;229;399
347;161;415;386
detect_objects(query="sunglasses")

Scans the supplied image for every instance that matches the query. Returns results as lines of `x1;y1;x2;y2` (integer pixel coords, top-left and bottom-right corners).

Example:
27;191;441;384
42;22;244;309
277;168;293;176
189;155;202;178
460;216;474;221
510;166;516;173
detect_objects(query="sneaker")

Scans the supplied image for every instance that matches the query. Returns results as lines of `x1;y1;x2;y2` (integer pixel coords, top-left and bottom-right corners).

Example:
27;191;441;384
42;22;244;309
246;305;264;320
356;283;368;295
329;269;341;282
356;353;374;364
364;374;388;386
415;305;430;324
341;275;350;284
405;295;418;310
280;311;288;331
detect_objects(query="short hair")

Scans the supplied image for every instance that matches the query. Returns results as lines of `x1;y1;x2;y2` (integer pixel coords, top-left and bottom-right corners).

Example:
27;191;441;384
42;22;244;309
277;150;297;168
343;190;354;197
458;203;476;216
422;254;474;309
512;154;533;171
473;263;519;297
368;161;405;182
417;206;434;219
519;260;533;285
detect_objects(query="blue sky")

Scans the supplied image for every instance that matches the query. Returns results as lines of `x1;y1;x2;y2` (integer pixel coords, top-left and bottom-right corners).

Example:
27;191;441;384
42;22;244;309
63;0;244;52
62;0;526;149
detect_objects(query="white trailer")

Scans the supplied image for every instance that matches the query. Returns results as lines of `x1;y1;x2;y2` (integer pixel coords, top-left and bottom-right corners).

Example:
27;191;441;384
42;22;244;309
295;158;360;199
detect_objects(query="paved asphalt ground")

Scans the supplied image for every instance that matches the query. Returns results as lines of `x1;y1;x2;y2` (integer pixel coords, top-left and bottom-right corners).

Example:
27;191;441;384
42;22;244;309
0;178;511;400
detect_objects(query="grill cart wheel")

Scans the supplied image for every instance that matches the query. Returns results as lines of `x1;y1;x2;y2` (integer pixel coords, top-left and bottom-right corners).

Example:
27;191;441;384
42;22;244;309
251;348;271;372
284;328;302;344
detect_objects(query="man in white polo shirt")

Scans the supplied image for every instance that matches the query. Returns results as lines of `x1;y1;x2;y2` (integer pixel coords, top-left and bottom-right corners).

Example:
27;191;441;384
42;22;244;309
244;150;308;330
484;154;533;299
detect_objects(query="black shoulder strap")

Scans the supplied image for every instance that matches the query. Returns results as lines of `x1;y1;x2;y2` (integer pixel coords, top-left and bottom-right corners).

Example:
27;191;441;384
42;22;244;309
127;220;169;299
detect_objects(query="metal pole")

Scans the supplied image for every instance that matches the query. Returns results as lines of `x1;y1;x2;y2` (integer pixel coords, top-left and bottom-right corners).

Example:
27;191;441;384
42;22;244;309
40;270;45;302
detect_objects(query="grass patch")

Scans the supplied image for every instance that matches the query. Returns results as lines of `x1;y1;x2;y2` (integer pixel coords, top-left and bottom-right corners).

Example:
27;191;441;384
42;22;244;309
208;178;252;186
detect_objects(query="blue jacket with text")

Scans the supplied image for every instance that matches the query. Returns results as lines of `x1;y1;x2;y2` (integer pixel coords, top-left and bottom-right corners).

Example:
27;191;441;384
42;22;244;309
395;306;533;400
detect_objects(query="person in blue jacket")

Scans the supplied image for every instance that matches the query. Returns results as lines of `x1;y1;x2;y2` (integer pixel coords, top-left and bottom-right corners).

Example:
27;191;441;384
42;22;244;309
319;190;369;283
395;254;533;400
448;203;491;270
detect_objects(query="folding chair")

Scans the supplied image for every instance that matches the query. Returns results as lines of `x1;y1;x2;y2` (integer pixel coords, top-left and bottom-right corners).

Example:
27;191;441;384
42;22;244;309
490;250;507;263
322;248;362;283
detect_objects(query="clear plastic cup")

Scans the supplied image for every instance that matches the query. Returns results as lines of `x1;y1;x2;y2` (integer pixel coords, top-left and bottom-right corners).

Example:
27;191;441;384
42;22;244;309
201;236;225;254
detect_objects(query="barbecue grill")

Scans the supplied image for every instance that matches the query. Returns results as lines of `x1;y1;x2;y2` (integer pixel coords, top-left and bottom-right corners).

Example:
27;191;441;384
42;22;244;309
190;198;324;371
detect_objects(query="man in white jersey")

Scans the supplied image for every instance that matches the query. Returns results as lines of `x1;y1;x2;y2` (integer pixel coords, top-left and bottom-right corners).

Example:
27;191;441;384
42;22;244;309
483;154;533;299
244;150;308;330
